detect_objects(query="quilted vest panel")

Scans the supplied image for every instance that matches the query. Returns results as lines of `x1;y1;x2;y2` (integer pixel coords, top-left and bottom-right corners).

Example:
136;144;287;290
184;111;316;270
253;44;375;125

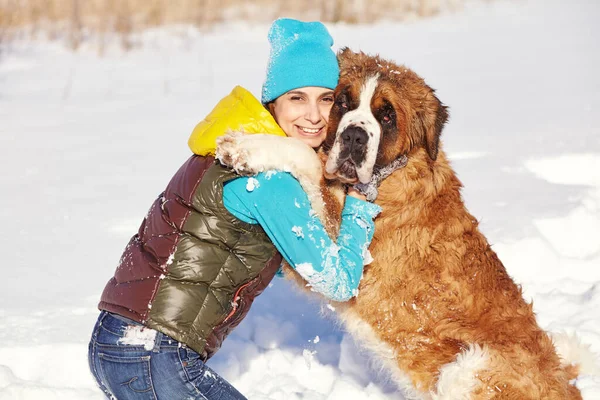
99;156;282;359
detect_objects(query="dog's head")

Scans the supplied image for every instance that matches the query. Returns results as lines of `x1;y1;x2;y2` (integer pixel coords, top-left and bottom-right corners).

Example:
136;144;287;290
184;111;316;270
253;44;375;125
323;48;449;184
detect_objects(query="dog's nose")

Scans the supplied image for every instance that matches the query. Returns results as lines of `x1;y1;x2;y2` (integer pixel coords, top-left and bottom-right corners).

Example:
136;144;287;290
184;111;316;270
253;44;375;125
341;126;369;149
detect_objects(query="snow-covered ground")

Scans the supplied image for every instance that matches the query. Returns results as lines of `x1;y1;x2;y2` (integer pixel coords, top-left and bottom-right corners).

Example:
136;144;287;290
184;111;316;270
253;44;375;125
1;0;599;398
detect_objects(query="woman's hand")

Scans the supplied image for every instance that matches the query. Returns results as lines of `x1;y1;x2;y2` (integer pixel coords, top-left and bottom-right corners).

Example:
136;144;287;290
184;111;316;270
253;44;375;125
347;186;367;201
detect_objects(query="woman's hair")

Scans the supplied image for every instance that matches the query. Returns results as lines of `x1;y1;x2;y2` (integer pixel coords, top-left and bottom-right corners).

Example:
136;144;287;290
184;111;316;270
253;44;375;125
264;101;276;118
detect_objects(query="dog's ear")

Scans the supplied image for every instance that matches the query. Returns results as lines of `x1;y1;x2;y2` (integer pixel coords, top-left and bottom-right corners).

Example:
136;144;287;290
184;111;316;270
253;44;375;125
338;46;351;56
419;90;448;161
337;47;358;72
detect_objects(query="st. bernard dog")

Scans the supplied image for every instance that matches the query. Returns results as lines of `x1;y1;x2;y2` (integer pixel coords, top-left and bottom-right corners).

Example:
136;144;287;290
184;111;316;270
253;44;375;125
215;49;597;399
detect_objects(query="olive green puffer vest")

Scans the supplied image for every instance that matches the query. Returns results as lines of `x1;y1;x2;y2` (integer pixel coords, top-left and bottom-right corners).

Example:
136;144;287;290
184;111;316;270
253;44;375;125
99;156;282;360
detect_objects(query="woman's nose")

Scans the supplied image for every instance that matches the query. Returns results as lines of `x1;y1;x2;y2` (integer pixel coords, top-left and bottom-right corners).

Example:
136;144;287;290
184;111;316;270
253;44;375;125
305;103;322;124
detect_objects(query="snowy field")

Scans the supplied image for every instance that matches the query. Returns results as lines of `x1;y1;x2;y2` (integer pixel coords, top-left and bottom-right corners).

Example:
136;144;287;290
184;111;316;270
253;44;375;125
1;0;599;398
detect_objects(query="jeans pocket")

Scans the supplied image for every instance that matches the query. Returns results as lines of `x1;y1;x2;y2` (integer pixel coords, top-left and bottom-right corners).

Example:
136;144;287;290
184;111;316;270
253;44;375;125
98;352;156;400
178;346;206;381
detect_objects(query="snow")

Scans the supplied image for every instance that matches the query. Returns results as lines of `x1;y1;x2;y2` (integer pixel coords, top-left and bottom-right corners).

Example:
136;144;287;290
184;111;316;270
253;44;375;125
292;226;305;238
246;177;260;191
118;325;157;351
303;349;318;369
265;170;278;180
296;263;315;276
1;0;599;398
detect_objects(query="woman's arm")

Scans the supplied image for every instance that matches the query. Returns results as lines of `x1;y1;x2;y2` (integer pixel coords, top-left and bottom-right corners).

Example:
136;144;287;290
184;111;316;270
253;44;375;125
223;171;381;302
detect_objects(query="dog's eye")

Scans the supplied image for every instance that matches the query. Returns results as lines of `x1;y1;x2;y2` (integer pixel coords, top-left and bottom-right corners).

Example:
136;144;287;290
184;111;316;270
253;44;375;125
378;101;396;126
335;101;349;113
382;113;394;124
336;94;349;111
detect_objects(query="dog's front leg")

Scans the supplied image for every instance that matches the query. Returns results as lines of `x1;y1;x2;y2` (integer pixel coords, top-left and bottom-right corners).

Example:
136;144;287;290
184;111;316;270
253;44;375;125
215;131;323;183
217;131;331;214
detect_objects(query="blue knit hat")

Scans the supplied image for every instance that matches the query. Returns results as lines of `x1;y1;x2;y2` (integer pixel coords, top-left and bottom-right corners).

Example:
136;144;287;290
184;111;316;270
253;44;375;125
261;18;339;104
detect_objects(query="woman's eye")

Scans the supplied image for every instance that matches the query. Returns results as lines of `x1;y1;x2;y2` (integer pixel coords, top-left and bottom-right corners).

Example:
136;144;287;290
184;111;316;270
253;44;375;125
290;96;303;101
322;97;334;103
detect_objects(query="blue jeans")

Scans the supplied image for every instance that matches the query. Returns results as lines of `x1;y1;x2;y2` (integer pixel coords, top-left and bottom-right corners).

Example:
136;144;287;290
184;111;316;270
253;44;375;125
88;311;247;400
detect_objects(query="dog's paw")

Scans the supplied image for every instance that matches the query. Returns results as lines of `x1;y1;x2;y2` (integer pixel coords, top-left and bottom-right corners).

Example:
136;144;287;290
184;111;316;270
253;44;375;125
215;131;253;175
215;130;242;166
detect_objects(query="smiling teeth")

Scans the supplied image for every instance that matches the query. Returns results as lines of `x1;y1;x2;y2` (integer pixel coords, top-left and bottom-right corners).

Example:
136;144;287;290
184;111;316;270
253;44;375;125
299;127;321;134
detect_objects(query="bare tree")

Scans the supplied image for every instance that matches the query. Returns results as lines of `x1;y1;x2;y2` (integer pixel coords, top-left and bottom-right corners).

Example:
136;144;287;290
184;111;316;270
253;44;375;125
69;0;81;50
331;0;346;23
0;0;475;53
115;1;133;50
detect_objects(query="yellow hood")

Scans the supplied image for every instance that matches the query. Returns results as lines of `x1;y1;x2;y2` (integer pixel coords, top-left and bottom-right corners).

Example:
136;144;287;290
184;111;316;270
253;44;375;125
188;86;286;156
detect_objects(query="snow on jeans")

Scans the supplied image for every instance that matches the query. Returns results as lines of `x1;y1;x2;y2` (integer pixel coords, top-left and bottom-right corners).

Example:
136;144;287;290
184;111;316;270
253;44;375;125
88;311;246;400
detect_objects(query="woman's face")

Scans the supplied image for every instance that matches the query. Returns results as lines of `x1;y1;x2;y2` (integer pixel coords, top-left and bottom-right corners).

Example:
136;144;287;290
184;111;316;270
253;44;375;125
270;87;335;148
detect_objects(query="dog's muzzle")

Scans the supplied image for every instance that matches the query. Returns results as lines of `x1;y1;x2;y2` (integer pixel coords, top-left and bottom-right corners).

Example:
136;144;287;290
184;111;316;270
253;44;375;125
327;125;369;182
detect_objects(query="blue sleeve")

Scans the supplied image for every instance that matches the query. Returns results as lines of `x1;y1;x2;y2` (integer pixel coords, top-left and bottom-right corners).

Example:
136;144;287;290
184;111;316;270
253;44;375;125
223;171;381;302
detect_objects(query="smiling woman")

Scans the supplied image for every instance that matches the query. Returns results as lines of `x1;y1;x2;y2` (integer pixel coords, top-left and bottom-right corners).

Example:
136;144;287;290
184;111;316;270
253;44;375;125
88;18;381;400
267;87;335;148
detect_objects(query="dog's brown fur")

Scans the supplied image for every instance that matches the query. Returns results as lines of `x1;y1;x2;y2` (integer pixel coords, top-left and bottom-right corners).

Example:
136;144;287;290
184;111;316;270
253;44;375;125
303;50;582;399
347;150;580;398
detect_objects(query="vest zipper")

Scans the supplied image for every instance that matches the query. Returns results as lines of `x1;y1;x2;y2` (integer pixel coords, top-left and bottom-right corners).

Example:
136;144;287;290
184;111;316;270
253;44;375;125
222;278;256;323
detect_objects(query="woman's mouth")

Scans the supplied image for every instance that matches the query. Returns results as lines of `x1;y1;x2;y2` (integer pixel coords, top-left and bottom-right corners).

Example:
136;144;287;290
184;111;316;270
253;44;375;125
295;125;325;137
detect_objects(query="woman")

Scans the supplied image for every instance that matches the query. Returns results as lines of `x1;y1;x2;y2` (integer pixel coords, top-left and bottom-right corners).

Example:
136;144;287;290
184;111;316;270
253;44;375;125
88;19;381;399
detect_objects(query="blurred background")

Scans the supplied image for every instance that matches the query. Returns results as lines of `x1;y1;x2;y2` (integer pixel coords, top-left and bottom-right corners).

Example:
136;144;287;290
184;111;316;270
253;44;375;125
0;0;482;51
1;0;599;399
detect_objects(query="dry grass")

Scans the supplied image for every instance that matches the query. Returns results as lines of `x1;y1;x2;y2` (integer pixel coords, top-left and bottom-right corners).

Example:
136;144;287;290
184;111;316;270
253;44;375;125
0;0;468;50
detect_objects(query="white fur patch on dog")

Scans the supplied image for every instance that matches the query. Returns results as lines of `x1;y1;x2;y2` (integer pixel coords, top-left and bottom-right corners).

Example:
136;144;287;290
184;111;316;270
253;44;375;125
432;344;490;400
338;310;429;399
216;132;322;182
551;331;600;376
